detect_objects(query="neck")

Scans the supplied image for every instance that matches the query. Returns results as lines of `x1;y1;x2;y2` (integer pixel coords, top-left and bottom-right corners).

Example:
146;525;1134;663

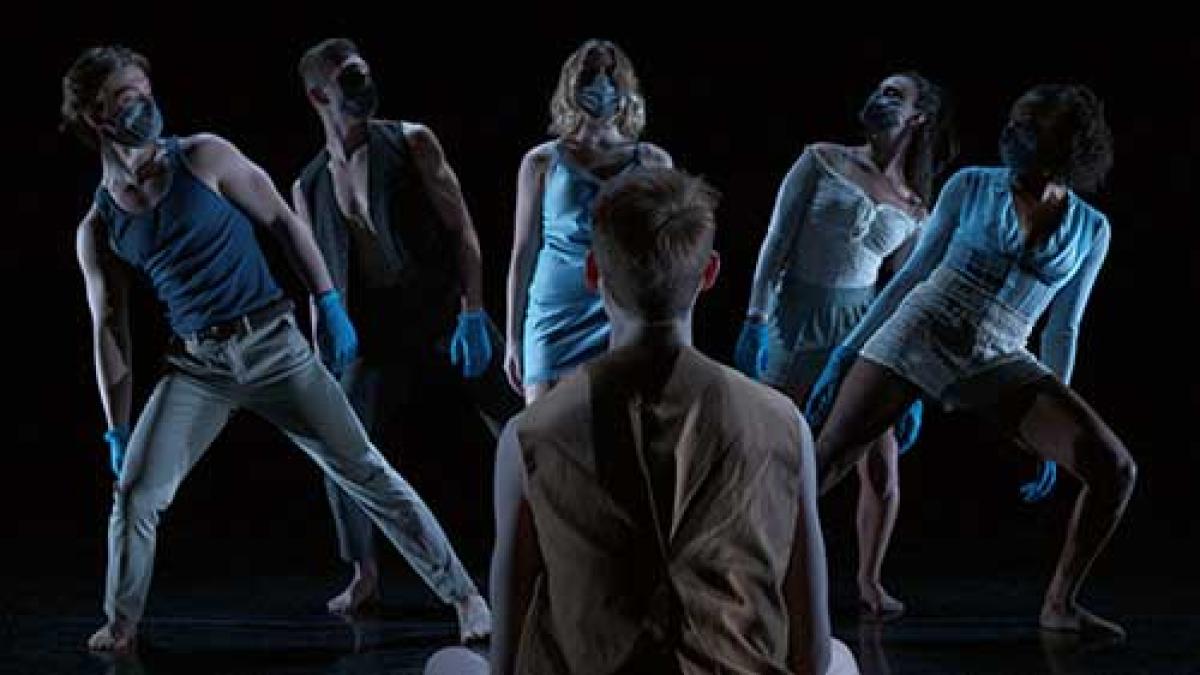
606;301;693;351
323;113;369;163
568;120;625;151
99;139;159;184
1012;170;1066;203
867;126;913;182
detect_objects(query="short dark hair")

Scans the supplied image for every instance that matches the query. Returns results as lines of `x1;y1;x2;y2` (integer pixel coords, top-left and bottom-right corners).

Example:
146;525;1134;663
60;45;150;149
592;168;720;320
298;38;361;88
1015;84;1114;192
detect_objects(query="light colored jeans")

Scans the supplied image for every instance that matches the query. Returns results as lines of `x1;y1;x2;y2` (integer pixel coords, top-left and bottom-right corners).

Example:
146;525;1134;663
104;312;476;628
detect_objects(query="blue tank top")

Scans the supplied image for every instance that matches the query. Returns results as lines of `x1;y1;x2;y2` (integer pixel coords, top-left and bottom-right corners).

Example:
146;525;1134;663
94;137;282;335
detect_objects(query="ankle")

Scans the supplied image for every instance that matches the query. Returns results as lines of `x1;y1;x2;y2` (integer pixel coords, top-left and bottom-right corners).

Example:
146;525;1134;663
352;560;379;583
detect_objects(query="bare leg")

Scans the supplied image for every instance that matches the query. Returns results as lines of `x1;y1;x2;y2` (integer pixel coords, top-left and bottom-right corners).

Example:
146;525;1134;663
984;376;1136;639
815;359;920;495
855;432;904;621
780;374;907;621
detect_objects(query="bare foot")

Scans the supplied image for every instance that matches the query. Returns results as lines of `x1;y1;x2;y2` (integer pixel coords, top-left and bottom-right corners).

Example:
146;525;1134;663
858;583;905;623
327;571;380;616
1040;602;1126;641
456;594;492;643
86;623;136;654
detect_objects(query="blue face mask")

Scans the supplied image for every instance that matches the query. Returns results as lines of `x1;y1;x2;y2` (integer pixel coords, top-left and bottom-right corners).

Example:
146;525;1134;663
999;121;1040;172
859;91;903;132
576;72;619;119
336;66;378;118
105;96;163;148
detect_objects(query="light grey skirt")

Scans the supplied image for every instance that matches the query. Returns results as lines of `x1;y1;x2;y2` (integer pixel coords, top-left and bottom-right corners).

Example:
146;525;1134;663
763;279;876;393
861;267;1050;410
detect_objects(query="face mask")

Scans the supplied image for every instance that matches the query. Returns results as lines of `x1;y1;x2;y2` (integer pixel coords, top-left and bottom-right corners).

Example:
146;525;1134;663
999;121;1040;172
337;66;378;118
104;96;163;148
858;91;903;132
576;71;619;119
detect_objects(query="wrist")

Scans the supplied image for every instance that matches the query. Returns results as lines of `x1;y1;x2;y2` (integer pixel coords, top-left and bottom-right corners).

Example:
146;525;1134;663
316;289;341;312
104;424;129;442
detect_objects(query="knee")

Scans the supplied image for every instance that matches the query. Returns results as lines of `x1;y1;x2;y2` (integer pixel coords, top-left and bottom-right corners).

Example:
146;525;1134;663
1113;452;1137;497
1085;443;1137;501
116;484;168;524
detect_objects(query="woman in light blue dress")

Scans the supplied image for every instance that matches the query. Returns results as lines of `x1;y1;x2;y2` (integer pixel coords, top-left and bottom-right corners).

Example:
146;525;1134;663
737;72;957;620
808;84;1134;640
505;39;671;403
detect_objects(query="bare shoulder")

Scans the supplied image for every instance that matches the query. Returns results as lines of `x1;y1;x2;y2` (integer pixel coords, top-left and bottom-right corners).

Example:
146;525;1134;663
808;141;855;166
639;142;672;169
179;132;236;157
400;120;437;146
520;141;557;178
177;132;245;177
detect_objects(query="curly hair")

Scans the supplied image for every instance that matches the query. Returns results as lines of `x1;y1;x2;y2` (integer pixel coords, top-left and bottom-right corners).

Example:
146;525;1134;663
1014;84;1113;192
548;39;645;140
60;45;150;149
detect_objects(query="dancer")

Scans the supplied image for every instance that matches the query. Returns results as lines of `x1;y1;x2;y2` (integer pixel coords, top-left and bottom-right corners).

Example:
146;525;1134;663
63;45;490;652
490;167;858;674
504;38;671;403
736;72;957;619
808;84;1133;638
293;37;521;615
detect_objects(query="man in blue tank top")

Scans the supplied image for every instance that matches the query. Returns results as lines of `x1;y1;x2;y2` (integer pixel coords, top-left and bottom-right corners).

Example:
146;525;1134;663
63;45;490;654
292;38;521;615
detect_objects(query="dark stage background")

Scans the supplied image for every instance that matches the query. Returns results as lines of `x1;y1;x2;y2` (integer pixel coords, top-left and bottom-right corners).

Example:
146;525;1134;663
2;20;1197;673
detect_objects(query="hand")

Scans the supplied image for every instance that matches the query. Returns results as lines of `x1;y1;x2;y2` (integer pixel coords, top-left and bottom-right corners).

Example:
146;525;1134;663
103;425;130;478
734;318;771;380
894;399;924;455
1019;460;1058;503
503;346;523;396
316;289;359;377
804;345;858;433
450;309;494;379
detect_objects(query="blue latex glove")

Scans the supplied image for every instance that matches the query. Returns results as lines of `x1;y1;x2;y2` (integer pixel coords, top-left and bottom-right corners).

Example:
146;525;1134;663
804;345;858;432
894;399;924;455
734;319;770;379
1019;460;1058;503
104;425;130;478
316;289;359;378
450;309;494;379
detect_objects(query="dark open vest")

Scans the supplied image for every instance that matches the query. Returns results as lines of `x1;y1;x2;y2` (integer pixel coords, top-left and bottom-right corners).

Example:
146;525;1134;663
296;120;458;360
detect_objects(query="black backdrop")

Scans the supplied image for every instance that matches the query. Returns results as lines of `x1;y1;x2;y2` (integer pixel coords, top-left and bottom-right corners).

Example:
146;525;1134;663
5;22;1196;609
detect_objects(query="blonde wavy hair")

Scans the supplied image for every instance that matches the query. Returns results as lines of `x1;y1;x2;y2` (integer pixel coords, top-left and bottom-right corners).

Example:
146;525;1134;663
548;39;646;140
